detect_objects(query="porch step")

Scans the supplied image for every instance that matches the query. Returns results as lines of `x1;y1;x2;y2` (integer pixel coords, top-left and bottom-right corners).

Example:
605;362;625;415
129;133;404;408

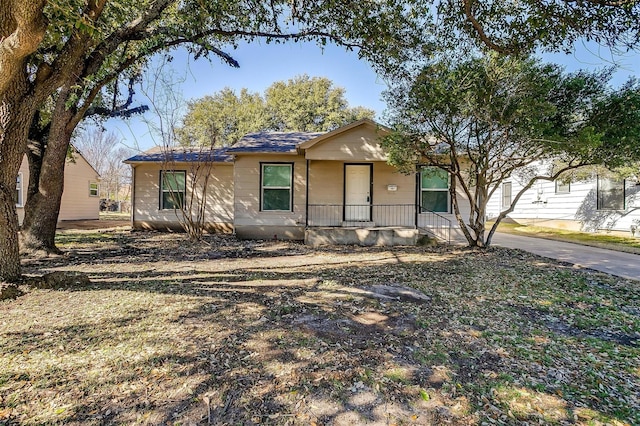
305;227;418;247
418;226;455;244
342;221;375;227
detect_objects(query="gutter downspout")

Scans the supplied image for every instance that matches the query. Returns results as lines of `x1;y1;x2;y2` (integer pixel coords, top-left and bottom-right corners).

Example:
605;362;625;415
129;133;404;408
305;159;309;227
415;171;419;229
130;164;136;229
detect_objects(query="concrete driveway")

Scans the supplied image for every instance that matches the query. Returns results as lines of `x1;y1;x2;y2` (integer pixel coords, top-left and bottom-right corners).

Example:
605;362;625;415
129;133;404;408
491;232;640;282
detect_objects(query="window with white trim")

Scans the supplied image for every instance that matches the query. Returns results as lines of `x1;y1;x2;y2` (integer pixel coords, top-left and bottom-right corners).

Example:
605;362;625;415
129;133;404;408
597;176;624;210
261;163;293;211
89;182;99;197
502;182;512;209
555;179;570;194
160;171;186;210
16;173;23;207
420;167;449;213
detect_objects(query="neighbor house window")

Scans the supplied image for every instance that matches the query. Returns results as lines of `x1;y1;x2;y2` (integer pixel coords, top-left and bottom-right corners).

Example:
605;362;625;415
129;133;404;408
89;182;99;197
160;171;186;210
597;176;624;210
420;167;449;213
261;163;292;211
555;179;570;194
502;182;512;209
16;173;23;207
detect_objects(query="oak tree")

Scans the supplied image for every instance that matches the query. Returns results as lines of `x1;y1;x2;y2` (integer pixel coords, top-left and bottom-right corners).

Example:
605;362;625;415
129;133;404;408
382;54;639;247
178;88;269;147
264;75;375;132
179;75;376;147
1;0;417;277
2;0;639;279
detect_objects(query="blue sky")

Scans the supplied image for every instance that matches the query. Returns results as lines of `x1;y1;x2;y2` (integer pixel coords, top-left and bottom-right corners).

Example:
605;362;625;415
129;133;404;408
104;40;638;152
105;41;387;151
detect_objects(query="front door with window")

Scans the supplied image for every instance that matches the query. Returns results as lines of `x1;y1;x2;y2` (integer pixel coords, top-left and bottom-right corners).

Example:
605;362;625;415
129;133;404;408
344;164;371;221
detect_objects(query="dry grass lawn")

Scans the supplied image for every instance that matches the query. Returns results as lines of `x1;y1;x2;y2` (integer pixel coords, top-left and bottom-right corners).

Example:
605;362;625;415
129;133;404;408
1;230;639;425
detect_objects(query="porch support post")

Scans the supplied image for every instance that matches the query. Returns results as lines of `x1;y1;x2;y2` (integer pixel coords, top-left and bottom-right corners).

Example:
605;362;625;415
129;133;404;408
305;159;309;227
131;165;136;228
415;171;420;228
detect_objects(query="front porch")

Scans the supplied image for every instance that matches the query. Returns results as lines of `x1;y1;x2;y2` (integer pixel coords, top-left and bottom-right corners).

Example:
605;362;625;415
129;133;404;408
304;204;452;246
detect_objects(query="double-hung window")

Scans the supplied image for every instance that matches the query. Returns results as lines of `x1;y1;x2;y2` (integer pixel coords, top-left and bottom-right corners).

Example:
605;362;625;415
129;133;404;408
16;173;23;207
420;167;449;213
261;163;292;211
555;179;570;194
89;182;99;197
160;171;186;210
597;176;624;210
502;182;512;209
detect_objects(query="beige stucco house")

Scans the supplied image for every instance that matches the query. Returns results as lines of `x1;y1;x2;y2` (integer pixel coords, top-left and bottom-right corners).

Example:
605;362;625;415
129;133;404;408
126;119;466;245
125;147;235;232
16;148;100;225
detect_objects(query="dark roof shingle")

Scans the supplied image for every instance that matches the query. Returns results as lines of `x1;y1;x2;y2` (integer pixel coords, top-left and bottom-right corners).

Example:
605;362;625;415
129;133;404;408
225;131;324;154
125;147;232;163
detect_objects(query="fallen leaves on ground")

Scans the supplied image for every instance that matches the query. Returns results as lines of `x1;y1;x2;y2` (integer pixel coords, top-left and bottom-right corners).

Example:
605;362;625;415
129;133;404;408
0;231;638;425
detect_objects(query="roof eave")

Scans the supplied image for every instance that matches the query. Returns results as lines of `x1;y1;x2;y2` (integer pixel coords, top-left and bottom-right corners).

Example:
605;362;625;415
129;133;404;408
228;150;299;156
123;159;233;165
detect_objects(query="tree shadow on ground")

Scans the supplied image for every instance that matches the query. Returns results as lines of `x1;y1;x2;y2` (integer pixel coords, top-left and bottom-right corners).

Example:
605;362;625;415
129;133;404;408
4;233;639;425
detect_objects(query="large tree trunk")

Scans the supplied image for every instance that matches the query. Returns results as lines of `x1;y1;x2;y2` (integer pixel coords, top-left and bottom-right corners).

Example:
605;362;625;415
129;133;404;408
21;89;74;254
0;1;47;281
0;85;37;280
0;1;47;95
26;111;48;202
0;128;25;281
472;183;488;247
25;138;44;202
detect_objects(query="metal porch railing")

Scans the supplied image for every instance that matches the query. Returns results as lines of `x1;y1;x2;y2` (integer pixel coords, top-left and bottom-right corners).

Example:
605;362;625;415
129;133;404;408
307;204;416;228
307;204;452;243
417;209;451;243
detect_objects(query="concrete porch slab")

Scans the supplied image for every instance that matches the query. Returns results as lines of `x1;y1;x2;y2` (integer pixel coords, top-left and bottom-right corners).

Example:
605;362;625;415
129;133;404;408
305;227;418;247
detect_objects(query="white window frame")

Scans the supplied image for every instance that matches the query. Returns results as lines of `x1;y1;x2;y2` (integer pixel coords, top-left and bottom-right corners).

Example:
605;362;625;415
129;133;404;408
89;181;99;197
420;167;450;213
16;172;23;207
502;182;512;209
261;163;293;212
555;179;570;194
597;176;625;210
160;170;186;210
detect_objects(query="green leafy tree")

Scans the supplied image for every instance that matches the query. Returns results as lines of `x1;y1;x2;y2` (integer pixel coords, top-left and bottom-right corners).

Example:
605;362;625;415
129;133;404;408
178;88;269;147
179;75;376;147
1;1;418;277
587;77;640;169
264;75;375;132
406;0;640;57
2;0;639;280
382;54;639;248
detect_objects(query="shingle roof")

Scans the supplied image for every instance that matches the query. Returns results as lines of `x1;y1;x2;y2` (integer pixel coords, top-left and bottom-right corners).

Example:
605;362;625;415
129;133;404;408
124;131;328;163
124;147;233;163
225;131;325;154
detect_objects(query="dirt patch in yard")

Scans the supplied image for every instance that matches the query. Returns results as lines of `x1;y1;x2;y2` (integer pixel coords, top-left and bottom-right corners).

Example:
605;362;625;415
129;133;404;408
0;231;638;425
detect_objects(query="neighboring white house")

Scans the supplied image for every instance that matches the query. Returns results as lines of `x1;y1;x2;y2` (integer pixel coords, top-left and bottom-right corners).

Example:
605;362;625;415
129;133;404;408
16;148;101;225
486;168;640;234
